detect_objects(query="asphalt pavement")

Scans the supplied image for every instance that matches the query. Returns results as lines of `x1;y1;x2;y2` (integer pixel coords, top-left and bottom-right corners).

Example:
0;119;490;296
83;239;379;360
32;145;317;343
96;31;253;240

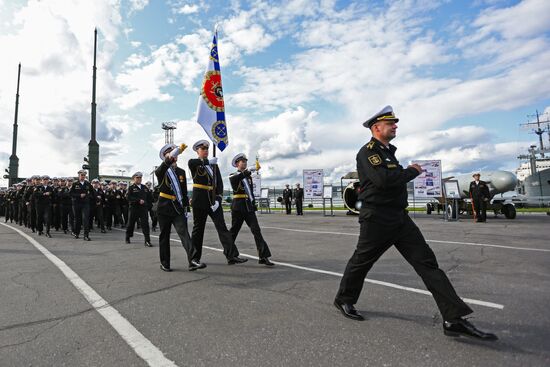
1;211;549;366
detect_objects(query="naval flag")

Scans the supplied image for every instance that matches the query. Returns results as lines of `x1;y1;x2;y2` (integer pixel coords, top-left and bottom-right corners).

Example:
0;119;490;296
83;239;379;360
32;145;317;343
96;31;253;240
196;29;228;151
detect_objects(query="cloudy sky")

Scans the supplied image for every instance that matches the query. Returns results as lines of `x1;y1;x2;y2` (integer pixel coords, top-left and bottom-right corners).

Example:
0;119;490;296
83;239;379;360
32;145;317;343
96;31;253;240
1;0;550;187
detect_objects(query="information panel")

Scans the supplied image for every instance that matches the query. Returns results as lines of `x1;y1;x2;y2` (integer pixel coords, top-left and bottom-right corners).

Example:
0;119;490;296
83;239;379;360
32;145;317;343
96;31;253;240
251;173;261;198
412;160;442;198
303;169;323;199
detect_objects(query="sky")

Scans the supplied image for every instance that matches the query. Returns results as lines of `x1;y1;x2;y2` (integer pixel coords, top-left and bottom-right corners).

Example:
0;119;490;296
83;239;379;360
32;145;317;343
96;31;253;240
1;0;550;187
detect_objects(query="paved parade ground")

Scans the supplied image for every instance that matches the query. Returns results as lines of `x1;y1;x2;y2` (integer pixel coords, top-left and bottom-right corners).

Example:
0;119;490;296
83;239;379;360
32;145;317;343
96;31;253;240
1;211;549;367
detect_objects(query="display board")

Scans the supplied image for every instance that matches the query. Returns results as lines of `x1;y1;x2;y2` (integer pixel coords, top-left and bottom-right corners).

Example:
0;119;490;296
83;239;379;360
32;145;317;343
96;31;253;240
323;186;333;199
411;160;442;198
303;169;324;199
444;180;461;199
260;188;269;199
251;173;261;198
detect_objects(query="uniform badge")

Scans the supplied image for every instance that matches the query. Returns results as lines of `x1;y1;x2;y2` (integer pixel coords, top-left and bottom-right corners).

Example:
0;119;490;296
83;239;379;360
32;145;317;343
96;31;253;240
366;141;375;149
368;154;382;165
179;175;185;182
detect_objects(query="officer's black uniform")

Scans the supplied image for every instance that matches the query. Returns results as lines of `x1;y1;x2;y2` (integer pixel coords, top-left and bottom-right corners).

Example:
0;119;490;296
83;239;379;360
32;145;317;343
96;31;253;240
469;179;490;222
125;182;151;244
229;169;272;259
120;187;129;227
155;159;196;269
335;137;473;322
59;185;73;233
34;184;54;235
282;187;292;214
90;186;106;232
17;185;27;226
189;158;240;261
52;184;62;230
70;179;92;239
294;186;304;215
24;183;36;231
148;186;158;231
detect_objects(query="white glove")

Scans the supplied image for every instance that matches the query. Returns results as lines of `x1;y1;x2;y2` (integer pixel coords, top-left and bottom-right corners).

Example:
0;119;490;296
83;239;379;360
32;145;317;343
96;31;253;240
248;167;257;173
184;211;189;219
209;157;218;165
210;201;220;212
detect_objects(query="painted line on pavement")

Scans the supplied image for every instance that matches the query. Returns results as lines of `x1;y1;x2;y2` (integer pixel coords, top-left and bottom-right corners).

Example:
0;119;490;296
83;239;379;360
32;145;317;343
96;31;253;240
114;228;504;310
1;222;178;367
260;225;550;253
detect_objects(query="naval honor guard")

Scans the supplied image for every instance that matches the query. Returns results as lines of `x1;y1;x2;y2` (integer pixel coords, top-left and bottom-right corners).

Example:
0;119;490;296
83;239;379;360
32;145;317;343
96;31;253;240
469;173;490;222
125;172;152;247
334;106;497;341
188;140;247;265
229;153;273;266
70;170;92;241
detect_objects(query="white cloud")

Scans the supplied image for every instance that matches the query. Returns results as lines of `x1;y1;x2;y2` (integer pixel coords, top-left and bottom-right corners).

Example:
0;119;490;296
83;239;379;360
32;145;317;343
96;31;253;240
128;0;149;13
175;4;199;14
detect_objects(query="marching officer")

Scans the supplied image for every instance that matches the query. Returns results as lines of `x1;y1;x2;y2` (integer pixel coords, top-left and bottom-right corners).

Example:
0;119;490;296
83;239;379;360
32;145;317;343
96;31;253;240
105;181;121;229
25;176;38;232
119;182;129;228
70;170;92;241
17;181;27;226
90;179;107;233
334;105;497;341
283;184;292;214
52;177;61;231
188;140;246;265
294;183;304;215
59;178;73;234
125;172;152;247
34;175;54;237
155;143;201;271
229;153;273;266
469;173;490;222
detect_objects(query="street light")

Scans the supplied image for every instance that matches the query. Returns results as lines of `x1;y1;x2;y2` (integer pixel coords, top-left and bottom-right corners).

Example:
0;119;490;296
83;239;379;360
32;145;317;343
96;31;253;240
118;169;126;177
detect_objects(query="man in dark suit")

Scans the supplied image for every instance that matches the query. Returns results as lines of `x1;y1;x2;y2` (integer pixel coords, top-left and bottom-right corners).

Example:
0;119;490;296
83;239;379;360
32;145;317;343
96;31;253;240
188;140;247;266
33;176;54;237
155;143;202;272
294;183;304;215
468;173;490;222
229;153;273;266
283;184;292;214
70;170;92;241
125;172;152;247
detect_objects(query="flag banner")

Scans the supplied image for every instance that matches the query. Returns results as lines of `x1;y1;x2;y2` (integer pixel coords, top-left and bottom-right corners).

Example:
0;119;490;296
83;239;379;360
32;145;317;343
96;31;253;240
196;29;228;151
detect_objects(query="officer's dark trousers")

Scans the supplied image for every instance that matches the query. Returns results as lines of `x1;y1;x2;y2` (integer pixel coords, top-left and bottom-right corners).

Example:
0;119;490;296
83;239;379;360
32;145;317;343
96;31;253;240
192;205;239;261
150;209;158;230
90;205;105;230
230;210;271;258
296;200;303;215
36;204;51;233
472;198;487;222
61;203;72;231
126;205;150;242
53;204;60;230
121;205;128;226
336;215;473;321
285;201;292;214
18;202;26;225
158;213;195;268
104;206;112;229
29;204;37;230
73;202;90;236
4;204;11;222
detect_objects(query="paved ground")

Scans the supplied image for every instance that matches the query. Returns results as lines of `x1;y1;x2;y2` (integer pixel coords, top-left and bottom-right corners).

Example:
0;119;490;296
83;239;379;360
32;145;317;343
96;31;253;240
1;211;549;367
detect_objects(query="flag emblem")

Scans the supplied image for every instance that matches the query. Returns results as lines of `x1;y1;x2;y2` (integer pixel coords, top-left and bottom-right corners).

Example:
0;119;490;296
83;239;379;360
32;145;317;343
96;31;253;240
201;71;224;111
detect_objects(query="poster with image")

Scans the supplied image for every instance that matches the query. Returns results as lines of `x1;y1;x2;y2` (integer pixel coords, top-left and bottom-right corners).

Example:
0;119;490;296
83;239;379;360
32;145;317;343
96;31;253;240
412;160;442;198
303;169;324;199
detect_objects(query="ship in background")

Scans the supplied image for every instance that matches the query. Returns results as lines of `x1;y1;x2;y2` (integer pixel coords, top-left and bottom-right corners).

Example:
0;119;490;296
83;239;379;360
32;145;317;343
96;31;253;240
516;110;550;204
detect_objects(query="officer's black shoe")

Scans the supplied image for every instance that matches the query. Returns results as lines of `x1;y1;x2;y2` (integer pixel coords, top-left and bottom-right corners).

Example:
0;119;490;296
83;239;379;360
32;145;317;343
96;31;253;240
31;229;35;233
144;241;153;247
333;299;365;321
63;230;67;234
38;231;43;236
443;318;498;341
73;233;79;239
259;258;274;266
160;264;172;272
189;259;207;271
45;232;52;238
101;229;106;233
83;236;91;241
227;256;248;265
125;237;131;244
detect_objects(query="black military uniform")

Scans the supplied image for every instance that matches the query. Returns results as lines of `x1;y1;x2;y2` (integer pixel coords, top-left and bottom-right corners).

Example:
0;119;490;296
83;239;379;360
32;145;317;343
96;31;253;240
188;140;244;264
146;183;158;231
25;178;37;231
70;173;92;240
283;185;292;214
5;188;15;223
17;183;27;226
90;180;106;232
125;173;152;246
155;144;199;271
229;154;273;265
120;184;129;227
334;106;497;341
51;179;61;231
59;180;73;234
294;184;304;215
469;175;490;222
34;177;54;237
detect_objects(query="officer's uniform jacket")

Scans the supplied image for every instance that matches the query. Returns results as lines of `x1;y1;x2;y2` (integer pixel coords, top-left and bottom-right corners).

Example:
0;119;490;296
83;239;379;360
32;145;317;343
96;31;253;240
188;158;223;209
155;158;189;216
127;183;149;208
229;169;256;213
33;185;55;206
70;180;93;204
24;185;34;205
468;180;490;200
294;188;304;202
282;188;292;203
59;186;72;206
357;137;420;225
91;188;105;207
